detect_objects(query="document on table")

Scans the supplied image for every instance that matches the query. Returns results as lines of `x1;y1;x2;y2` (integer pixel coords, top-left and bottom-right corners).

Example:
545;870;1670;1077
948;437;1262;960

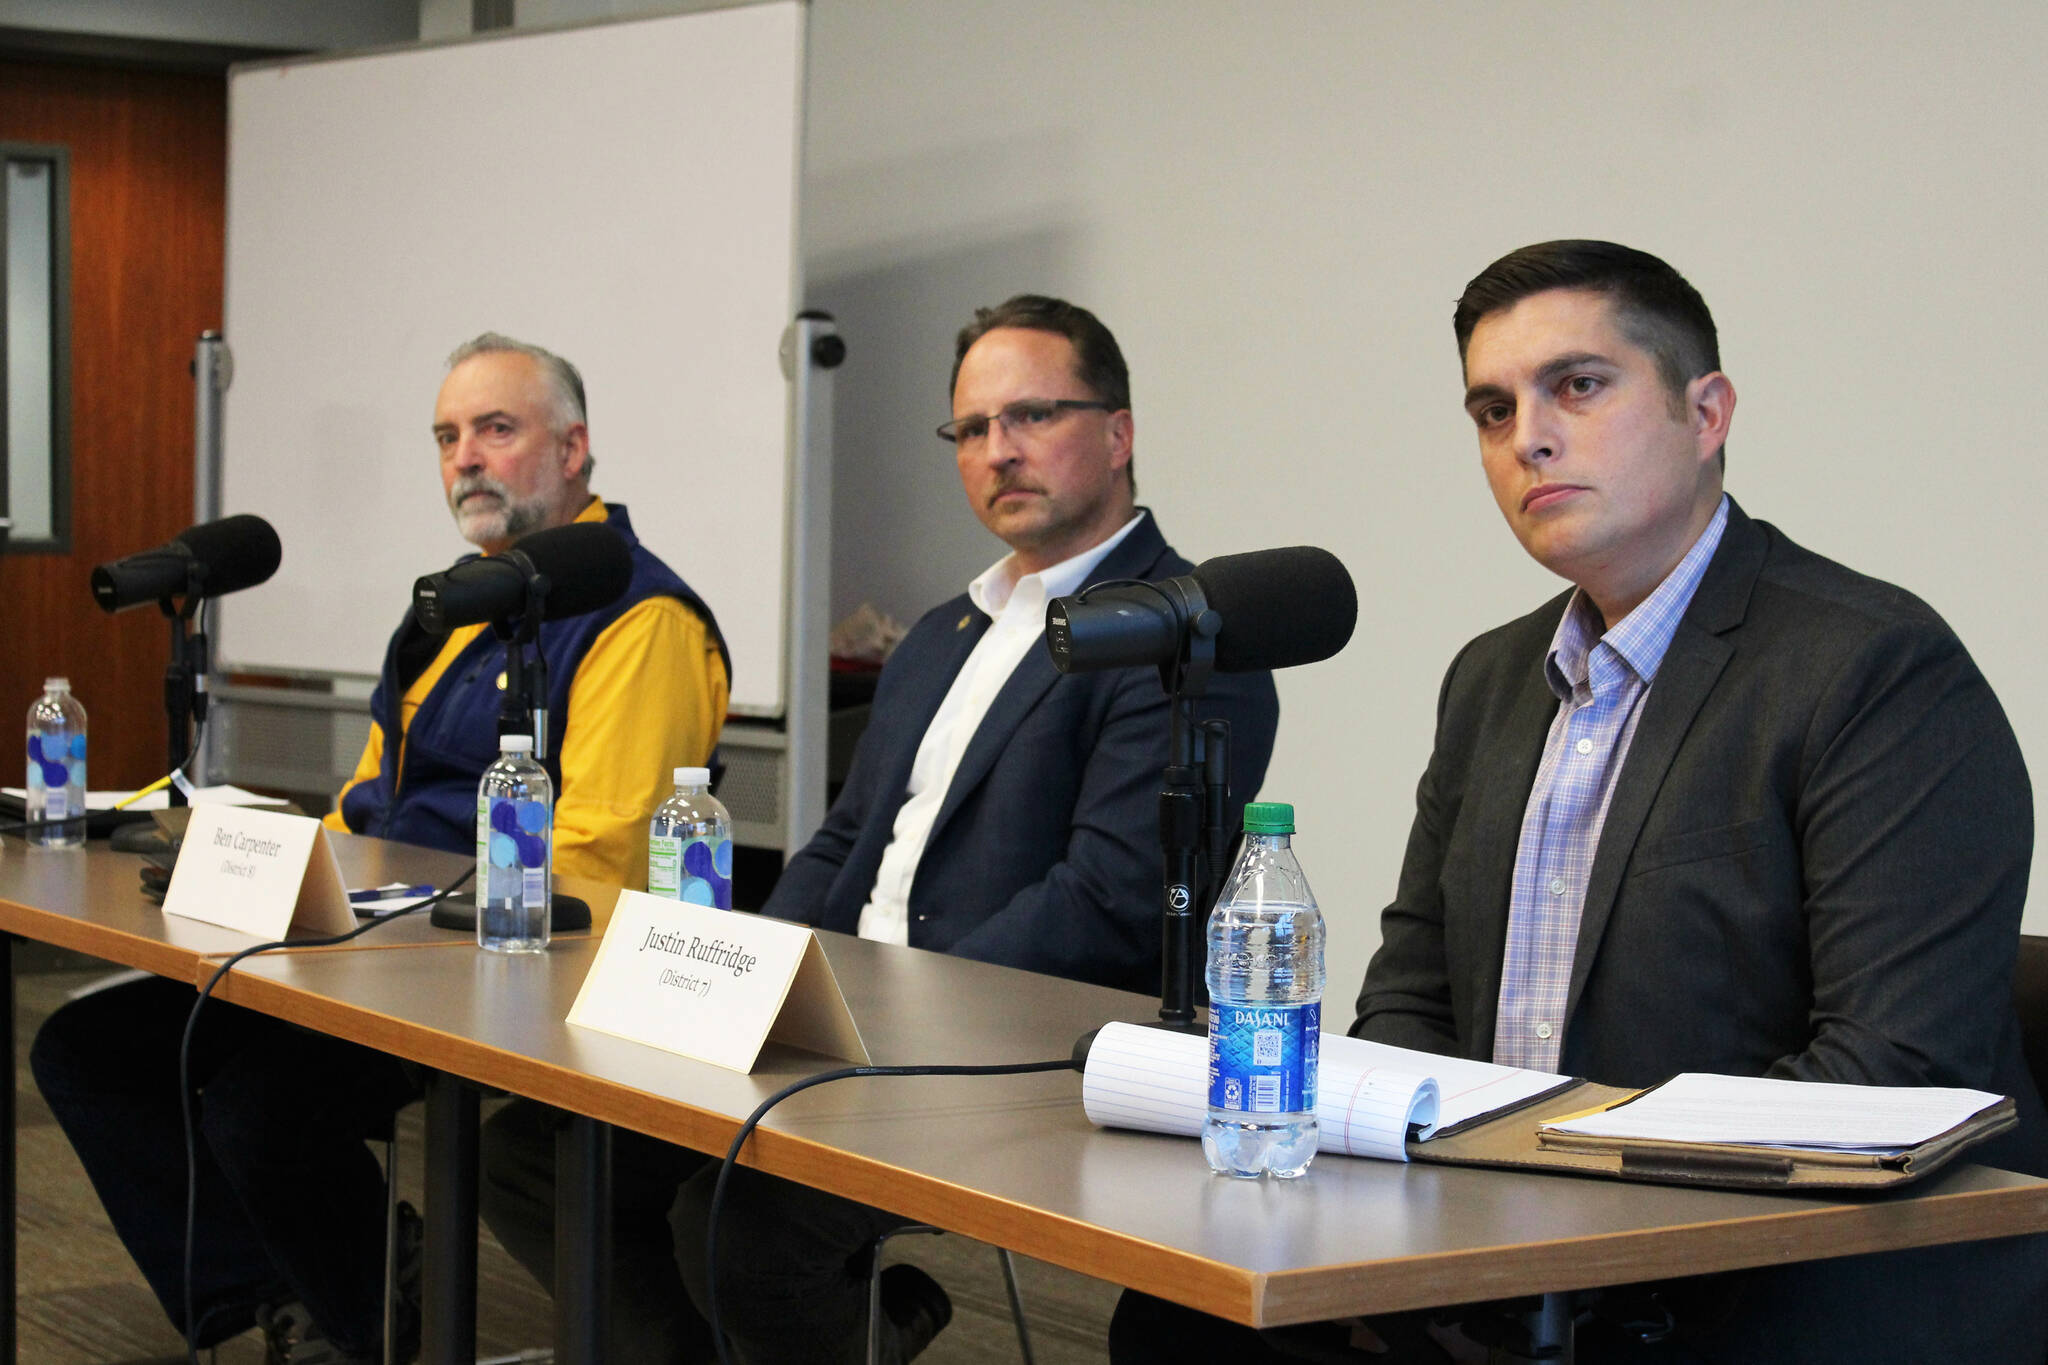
1;784;288;811
1541;1072;2005;1153
1081;1022;1571;1161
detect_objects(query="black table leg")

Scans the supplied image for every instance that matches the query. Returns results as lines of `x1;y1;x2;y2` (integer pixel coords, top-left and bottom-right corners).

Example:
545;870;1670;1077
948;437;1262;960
423;1070;478;1365
555;1115;612;1365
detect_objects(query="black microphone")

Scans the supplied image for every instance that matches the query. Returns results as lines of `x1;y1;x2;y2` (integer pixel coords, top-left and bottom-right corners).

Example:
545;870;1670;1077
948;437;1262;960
1191;545;1358;672
1045;545;1357;676
91;513;282;613
412;521;634;634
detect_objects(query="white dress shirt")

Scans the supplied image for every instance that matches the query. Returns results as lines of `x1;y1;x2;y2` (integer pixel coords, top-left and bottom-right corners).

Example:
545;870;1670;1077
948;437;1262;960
856;512;1146;945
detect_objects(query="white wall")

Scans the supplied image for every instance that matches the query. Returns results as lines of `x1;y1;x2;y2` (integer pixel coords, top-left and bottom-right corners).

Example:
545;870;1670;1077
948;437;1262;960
797;0;2048;1004
290;0;2048;1004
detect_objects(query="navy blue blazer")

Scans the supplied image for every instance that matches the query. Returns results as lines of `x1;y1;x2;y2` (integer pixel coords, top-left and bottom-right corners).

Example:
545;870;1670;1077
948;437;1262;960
765;512;1279;991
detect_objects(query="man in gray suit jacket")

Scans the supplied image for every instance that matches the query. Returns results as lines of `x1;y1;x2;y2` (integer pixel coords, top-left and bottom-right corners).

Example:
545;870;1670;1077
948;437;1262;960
1113;242;2047;1362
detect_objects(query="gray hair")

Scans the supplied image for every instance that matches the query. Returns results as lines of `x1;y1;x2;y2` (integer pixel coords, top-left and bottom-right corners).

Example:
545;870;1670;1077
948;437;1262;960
446;332;596;478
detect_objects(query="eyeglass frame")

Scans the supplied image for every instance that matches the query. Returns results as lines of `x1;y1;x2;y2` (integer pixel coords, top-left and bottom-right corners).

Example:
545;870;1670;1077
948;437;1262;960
936;398;1115;446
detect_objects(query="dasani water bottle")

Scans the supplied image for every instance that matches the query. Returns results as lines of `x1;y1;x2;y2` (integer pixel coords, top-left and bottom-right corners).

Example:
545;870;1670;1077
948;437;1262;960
26;678;87;848
476;734;551;952
1203;801;1325;1178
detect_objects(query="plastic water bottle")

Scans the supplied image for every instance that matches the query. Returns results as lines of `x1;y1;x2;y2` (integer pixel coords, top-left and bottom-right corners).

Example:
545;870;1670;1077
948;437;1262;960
648;766;733;907
26;678;87;848
1203;801;1325;1178
476;734;551;952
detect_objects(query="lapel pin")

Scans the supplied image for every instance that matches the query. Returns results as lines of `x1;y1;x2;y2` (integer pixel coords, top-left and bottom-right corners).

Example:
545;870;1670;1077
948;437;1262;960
957;614;972;631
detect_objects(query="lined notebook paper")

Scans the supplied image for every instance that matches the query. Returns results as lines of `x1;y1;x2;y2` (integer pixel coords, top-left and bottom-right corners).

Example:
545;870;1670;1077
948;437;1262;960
1081;1023;1569;1161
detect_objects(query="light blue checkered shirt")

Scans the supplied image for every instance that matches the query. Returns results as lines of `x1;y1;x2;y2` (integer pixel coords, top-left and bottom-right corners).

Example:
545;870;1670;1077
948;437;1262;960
1492;496;1729;1071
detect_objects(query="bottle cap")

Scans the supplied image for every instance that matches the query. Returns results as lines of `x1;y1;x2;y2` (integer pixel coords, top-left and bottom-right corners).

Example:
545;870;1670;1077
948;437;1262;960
500;734;535;754
44;677;69;692
1242;801;1294;834
674;766;711;787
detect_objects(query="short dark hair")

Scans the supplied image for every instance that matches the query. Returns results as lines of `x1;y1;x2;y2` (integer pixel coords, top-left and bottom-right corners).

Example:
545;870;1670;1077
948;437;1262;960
951;294;1134;492
1453;241;1720;402
950;294;1131;413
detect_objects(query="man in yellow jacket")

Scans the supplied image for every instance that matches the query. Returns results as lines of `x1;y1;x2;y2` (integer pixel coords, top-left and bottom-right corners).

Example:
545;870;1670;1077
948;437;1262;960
34;333;727;1365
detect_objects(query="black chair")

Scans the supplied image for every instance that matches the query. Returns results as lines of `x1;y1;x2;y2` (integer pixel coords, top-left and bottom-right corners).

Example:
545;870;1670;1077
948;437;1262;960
2015;935;2048;1104
865;1225;1033;1365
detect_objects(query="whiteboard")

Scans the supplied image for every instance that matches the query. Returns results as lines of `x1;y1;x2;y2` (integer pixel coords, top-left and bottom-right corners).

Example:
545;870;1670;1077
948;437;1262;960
220;2;804;716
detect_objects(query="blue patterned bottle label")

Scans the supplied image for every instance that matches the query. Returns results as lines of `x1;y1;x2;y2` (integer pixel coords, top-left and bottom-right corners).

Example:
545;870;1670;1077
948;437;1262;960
1207;1001;1320;1114
649;834;732;907
486;795;550;900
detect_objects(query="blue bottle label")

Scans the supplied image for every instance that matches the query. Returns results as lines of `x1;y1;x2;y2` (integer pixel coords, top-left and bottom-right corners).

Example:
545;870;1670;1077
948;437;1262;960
650;835;732;907
1207;1001;1320;1114
485;794;550;900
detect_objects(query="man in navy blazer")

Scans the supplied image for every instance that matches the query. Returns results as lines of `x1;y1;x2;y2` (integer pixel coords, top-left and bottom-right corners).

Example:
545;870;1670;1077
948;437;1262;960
761;466;1254;991
479;295;1278;1363
1112;244;2046;1363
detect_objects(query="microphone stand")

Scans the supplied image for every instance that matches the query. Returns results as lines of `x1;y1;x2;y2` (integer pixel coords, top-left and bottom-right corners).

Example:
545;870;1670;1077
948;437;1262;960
494;562;553;760
432;559;590;932
1072;579;1231;1068
1154;590;1227;1031
105;573;209;857
157;565;211;807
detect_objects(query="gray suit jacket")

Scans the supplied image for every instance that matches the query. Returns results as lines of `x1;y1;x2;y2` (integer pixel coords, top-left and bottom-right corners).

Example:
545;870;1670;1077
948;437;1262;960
1354;499;2046;1361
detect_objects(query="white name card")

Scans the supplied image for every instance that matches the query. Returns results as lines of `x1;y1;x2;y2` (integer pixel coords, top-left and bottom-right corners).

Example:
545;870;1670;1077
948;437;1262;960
159;805;357;940
567;890;868;1073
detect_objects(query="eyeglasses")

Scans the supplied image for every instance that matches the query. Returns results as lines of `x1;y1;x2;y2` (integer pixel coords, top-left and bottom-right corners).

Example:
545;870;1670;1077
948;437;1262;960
936;398;1112;446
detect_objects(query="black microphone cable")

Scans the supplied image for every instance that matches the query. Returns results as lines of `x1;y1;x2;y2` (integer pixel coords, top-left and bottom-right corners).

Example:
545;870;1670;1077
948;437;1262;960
177;867;473;1365
0;812;96;838
704;1056;1078;1365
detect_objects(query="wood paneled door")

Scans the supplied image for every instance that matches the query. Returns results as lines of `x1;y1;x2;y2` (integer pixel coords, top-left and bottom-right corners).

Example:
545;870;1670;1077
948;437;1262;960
0;60;224;789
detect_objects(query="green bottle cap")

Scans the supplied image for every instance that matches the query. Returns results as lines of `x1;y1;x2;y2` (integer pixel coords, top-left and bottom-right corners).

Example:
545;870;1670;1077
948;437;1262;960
1243;801;1294;834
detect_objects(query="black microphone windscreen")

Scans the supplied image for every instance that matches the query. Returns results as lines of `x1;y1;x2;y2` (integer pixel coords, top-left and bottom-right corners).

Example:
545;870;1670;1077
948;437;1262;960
175;514;282;598
91;513;282;612
413;522;635;635
1193;546;1357;672
508;522;634;621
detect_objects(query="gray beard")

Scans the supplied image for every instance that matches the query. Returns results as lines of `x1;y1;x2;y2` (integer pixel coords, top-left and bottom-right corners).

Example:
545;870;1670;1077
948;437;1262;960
449;476;550;548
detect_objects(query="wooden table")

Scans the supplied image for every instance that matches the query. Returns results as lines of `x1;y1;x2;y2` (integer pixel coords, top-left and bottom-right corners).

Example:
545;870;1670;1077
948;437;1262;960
10;834;2048;1364
0;831;483;967
202;922;2048;1343
0;832;500;1365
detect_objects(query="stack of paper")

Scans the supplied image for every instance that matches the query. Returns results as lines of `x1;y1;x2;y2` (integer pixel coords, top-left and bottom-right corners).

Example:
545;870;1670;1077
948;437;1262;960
1541;1073;2004;1154
1081;1023;1569;1162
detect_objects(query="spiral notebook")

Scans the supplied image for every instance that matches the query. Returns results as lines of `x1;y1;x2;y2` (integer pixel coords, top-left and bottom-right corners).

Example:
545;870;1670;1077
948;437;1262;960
1080;1023;2014;1190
